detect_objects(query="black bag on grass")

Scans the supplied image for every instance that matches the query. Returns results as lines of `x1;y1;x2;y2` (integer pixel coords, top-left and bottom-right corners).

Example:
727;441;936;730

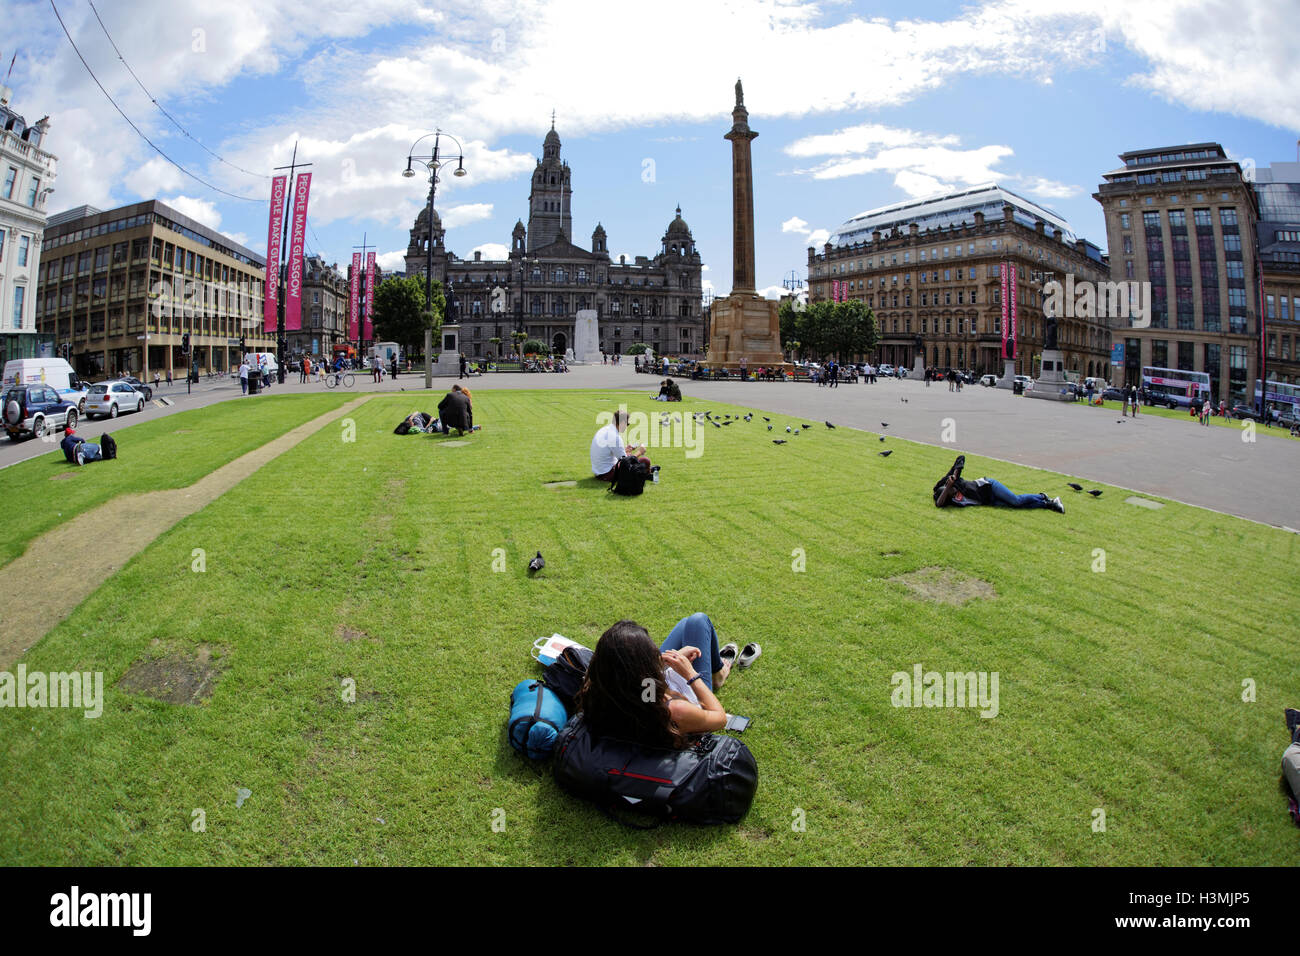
100;433;117;460
608;455;649;496
541;645;593;711
552;714;757;825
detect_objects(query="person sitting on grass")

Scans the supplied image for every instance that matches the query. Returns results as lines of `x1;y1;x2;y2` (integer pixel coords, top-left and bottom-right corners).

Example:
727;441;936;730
655;378;682;402
933;455;1065;513
590;409;650;482
576;616;737;745
436;384;476;436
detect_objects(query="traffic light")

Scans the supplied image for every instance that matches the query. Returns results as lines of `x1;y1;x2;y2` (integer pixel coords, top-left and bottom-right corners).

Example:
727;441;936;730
239;335;247;352
182;332;191;354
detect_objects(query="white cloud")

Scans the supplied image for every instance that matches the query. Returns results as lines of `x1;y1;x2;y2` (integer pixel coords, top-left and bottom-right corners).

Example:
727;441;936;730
756;285;789;300
781;216;809;233
780;216;830;249
471;242;510;260
161;195;222;230
442;203;494;229
227;232;250;247
1013;176;1082;199
805;229;830;247
376;250;408;272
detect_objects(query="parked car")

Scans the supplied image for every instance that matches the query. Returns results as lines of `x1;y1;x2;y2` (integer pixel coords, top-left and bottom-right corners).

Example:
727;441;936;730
1;383;79;441
1227;403;1258;421
1143;390;1179;409
878;364;895;377
85;381;146;419
119;376;154;401
1102;387;1127;401
979;374;998;387
1013;375;1035;391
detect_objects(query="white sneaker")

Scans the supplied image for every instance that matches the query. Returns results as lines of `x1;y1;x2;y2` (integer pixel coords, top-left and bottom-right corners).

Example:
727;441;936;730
1050;496;1065;514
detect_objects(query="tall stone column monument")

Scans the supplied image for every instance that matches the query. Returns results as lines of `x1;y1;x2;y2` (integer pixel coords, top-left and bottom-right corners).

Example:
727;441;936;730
706;79;786;370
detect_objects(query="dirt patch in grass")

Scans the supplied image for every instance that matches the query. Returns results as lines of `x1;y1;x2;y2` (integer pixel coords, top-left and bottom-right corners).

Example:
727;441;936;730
49;472;78;481
439;440;471;447
337;624;379;644
117;643;225;705
0;396;372;670
543;480;577;489
889;566;996;606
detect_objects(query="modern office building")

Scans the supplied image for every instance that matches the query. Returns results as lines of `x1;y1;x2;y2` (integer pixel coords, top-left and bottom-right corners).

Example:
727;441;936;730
0;88;57;365
808;183;1111;377
36;200;271;379
404;123;706;360
1093;143;1260;401
1254;160;1300;391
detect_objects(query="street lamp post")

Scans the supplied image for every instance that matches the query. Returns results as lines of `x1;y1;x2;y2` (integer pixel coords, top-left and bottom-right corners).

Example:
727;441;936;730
404;130;467;389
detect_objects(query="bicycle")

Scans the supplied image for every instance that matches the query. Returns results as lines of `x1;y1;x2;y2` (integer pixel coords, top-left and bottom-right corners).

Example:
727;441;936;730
325;371;355;389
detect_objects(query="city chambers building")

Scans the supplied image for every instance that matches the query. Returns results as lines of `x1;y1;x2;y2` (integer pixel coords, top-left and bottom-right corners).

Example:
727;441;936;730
808;184;1111;379
36;199;271;379
404;124;705;360
1094;144;1261;403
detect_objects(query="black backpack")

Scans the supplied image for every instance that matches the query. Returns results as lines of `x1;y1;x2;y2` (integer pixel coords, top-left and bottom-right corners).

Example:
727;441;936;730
100;433;117;460
552;714;758;825
608;455;649;496
541;645;593;712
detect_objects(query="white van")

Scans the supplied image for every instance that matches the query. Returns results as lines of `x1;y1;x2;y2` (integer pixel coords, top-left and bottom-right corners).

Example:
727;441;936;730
2;358;90;411
244;352;279;373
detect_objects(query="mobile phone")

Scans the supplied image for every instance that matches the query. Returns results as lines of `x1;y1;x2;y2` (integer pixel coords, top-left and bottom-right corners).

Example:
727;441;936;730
724;714;750;733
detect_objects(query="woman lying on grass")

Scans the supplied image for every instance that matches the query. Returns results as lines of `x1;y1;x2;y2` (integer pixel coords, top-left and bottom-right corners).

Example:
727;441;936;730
577;616;735;745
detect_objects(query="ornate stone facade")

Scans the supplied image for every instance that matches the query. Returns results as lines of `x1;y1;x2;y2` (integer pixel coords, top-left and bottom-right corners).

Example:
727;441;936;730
404;124;705;359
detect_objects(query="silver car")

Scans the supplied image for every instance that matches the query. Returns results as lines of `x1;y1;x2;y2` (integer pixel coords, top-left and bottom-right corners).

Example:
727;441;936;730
85;381;145;419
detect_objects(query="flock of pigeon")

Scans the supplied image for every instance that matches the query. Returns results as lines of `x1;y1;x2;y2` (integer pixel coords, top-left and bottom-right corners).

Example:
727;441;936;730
669;409;897;457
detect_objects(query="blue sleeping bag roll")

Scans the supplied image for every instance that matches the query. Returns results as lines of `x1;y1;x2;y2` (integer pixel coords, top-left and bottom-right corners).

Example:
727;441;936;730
508;680;568;759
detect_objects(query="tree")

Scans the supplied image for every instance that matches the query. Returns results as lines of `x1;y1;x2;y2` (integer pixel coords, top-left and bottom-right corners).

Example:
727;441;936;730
824;299;879;362
627;342;651;355
374;276;444;361
522;338;548;355
510;330;527;361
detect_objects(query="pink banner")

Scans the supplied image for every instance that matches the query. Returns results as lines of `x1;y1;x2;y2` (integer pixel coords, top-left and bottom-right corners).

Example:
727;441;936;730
285;172;312;332
264;176;287;333
1000;261;1009;359
349;253;361;340
1008;261;1017;359
364;252;376;341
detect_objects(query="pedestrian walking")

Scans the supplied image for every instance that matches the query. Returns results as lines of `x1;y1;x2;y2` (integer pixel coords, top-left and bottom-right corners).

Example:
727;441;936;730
166;369;173;387
239;360;249;395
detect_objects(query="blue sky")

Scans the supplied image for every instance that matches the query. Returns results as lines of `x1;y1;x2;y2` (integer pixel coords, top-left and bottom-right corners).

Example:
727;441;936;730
9;0;1299;298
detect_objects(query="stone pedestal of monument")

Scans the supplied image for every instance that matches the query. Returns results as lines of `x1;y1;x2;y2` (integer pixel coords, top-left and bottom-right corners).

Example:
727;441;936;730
997;358;1017;389
1025;349;1072;401
912;354;925;380
708;294;785;368
564;348;575;364
572;309;601;364
432;324;461;376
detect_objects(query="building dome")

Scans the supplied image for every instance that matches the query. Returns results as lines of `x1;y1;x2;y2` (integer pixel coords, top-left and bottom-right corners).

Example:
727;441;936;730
665;205;691;238
415;205;443;230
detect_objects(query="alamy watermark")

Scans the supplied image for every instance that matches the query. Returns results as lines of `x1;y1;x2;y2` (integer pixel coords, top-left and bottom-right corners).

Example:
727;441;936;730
595;404;703;458
890;664;999;718
1043;274;1150;329
0;665;103;718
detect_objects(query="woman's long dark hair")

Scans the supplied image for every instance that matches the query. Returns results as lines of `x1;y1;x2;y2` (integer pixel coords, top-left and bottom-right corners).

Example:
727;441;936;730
576;620;681;749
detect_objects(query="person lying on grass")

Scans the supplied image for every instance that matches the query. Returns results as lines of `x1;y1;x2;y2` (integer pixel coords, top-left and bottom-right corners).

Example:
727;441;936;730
577;616;734;744
933;455;1065;513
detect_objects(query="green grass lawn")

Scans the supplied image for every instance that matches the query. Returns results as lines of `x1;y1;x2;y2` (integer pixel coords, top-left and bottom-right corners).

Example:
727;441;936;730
0;392;354;568
1;390;1296;865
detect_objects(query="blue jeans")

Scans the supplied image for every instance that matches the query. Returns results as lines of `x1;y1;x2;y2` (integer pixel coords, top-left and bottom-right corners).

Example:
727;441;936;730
77;442;103;463
659;612;724;691
984;478;1051;509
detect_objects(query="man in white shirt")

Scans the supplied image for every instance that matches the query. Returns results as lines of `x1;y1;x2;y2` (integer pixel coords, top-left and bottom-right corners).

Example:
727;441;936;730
590;409;649;481
239;360;250;395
